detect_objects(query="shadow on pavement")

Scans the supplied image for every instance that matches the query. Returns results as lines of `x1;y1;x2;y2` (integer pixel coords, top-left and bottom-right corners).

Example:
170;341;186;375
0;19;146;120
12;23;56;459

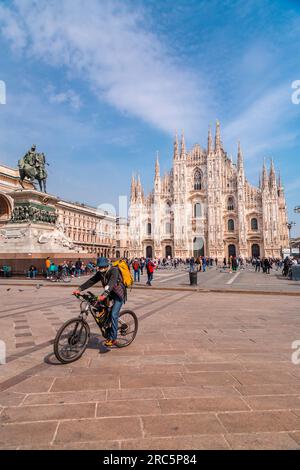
44;352;61;366
88;333;110;354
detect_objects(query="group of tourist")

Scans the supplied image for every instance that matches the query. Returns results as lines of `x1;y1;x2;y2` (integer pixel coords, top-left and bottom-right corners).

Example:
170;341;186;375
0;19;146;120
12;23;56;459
129;258;156;286
128;255;300;280
43;257;96;279
32;254;299;282
251;256;299;275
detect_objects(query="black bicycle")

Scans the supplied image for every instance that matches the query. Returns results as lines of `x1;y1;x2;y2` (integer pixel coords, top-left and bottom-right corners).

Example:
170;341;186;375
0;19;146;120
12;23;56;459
54;292;138;364
49;270;71;283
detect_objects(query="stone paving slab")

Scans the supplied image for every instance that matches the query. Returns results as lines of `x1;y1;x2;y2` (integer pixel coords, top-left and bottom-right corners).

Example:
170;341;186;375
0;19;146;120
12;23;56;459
225;432;300;450
0;286;300;449
218;411;300;433
142;413;225;438
0;421;58;447
55;417;143;444
121;435;230;450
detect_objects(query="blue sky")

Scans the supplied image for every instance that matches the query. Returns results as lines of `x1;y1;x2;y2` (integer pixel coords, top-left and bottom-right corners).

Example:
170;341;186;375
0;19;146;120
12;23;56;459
0;0;300;235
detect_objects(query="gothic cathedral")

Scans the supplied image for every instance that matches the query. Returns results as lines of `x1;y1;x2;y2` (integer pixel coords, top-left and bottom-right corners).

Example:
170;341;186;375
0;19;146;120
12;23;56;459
128;122;289;260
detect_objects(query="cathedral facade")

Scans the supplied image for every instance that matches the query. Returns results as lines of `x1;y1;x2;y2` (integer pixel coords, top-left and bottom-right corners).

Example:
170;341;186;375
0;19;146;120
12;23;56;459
128;122;289;260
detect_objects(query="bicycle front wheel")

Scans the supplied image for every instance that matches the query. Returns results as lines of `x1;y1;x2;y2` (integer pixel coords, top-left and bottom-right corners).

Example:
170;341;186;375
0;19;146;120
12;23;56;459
116;310;138;348
54;318;90;364
62;273;71;283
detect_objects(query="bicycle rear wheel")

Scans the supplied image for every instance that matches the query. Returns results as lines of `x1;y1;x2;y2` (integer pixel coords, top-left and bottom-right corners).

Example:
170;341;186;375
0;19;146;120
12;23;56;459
54;318;90;364
116;310;138;348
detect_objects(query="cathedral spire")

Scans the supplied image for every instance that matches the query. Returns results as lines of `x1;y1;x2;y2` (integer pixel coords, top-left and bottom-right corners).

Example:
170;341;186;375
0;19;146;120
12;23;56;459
130;174;136;201
262;159;268;189
277;170;284;196
180;130;186;159
136;174;142;199
237;141;244;172
277;170;282;188
207;126;213;154
215;120;221;153
155;151;160;178
174;130;179;160
269;158;277;189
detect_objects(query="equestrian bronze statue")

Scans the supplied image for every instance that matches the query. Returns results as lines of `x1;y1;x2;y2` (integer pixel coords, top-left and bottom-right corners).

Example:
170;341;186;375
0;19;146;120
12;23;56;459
18;145;49;193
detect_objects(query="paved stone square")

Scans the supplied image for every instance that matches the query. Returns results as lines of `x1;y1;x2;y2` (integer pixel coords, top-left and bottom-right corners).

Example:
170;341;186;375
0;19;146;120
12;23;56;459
0;280;300;450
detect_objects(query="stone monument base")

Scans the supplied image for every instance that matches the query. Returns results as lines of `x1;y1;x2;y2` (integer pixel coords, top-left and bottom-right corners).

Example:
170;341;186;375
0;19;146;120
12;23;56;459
0;190;94;274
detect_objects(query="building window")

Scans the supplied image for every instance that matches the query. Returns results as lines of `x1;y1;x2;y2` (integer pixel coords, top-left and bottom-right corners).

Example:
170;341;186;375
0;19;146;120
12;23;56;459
165;201;172;215
227;197;235;211
194;169;202;190
194;203;201;218
166;222;172;234
228;219;235;231
147;222;151;235
251;218;258;230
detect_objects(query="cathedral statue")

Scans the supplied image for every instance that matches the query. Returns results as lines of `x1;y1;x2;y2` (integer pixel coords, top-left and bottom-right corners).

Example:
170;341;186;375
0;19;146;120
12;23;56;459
18;145;49;193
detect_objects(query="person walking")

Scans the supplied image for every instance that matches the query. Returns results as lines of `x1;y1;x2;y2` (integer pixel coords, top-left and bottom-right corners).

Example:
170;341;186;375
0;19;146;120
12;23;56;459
67;260;74;276
132;258;141;283
75;258;82;278
62;260;68;276
232;256;238;272
45;256;51;279
264;258;271;274
146;259;155;286
49;262;58;278
189;257;195;272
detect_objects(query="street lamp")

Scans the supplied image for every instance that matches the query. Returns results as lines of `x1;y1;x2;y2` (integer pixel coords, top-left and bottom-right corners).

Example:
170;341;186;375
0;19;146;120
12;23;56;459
91;229;96;255
286;221;296;251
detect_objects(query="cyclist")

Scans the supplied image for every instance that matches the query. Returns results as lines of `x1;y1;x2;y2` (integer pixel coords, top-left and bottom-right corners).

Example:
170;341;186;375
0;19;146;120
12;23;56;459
73;256;125;347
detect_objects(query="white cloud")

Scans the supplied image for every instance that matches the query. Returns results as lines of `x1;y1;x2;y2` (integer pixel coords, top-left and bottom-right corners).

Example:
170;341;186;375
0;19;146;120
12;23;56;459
46;85;82;110
0;0;299;161
0;4;27;49
0;0;212;140
223;84;298;158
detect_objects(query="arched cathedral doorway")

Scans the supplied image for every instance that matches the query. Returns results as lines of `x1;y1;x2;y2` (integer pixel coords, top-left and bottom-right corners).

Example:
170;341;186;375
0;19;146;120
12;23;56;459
165;245;172;258
228;244;236;257
146;246;153;258
251;244;260;258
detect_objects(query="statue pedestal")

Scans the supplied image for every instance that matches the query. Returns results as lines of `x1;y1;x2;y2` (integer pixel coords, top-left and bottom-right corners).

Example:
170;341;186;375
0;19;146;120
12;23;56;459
0;190;82;274
0;222;79;254
10;189;59;221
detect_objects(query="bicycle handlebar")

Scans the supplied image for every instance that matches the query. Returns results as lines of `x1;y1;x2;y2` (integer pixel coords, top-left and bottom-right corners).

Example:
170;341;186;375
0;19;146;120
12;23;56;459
73;291;103;305
73;292;95;300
